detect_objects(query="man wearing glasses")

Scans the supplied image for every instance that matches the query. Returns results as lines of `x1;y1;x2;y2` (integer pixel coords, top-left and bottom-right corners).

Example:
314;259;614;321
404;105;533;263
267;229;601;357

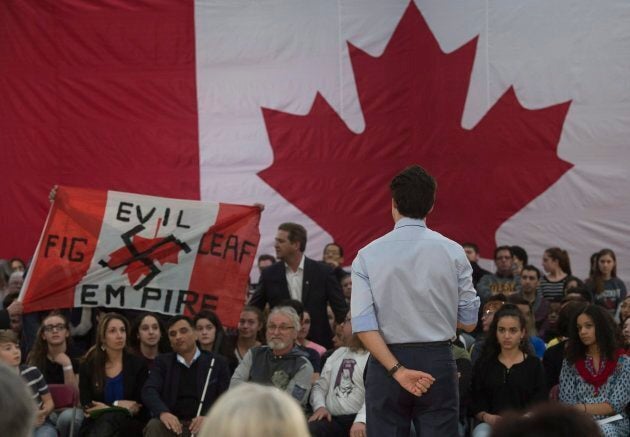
230;306;314;405
476;246;520;302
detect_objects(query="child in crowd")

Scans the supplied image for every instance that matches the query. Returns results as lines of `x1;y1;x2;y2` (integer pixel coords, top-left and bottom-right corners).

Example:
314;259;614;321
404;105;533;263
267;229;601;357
0;329;56;437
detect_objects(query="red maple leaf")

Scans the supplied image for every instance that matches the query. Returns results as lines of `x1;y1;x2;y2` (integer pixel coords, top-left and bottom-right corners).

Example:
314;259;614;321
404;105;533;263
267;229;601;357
105;234;186;287
258;2;572;260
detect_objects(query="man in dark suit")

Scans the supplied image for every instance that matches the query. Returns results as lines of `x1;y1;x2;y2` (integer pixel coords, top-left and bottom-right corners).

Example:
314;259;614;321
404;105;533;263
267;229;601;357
142;315;230;437
249;222;347;349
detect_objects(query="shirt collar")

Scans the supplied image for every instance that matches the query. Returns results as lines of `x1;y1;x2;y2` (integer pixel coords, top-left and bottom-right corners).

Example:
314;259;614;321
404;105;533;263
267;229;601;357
285;254;305;273
394;217;427;229
176;347;201;368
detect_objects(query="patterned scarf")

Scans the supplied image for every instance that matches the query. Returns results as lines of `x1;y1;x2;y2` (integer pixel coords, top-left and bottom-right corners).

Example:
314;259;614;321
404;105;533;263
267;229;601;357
575;349;623;395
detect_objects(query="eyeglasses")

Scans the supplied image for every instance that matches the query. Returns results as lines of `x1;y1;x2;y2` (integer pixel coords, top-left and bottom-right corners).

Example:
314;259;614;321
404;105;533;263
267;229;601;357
267;324;294;333
43;324;66;332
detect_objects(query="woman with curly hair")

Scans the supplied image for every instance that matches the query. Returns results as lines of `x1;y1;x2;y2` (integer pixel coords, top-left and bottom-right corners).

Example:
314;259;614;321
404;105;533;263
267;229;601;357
559;304;630;436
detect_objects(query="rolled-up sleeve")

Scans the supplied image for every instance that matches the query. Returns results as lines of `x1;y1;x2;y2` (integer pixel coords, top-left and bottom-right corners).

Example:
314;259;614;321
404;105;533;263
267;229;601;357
456;253;480;326
351;254;379;333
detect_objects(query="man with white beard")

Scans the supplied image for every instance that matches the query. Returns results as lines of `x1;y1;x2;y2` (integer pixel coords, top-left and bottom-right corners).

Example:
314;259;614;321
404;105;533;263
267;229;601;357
230;306;314;405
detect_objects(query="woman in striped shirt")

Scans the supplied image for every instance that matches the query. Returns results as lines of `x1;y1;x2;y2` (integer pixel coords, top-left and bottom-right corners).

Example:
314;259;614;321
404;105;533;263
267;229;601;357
540;248;574;302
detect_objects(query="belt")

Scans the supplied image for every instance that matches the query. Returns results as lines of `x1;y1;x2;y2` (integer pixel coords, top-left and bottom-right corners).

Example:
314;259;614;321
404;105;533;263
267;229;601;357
388;340;452;347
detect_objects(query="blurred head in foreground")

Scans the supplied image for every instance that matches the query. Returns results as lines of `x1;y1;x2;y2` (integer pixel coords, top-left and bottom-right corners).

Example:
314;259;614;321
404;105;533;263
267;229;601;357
490;402;602;437
198;383;309;437
0;361;35;437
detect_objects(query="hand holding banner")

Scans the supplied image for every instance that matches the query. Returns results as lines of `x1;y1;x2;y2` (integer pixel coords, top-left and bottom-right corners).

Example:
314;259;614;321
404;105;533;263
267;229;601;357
20;186;261;327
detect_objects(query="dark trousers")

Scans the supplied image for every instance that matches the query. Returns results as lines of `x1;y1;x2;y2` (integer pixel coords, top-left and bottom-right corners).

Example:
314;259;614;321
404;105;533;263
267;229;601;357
79;411;144;437
308;414;356;437
143;418;193;437
365;343;458;437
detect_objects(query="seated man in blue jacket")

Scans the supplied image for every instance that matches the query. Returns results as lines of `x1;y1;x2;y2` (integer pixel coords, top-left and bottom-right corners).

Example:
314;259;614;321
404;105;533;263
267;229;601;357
142;315;230;436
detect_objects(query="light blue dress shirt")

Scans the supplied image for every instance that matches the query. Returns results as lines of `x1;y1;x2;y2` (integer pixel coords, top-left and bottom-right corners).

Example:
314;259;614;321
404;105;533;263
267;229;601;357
351;217;480;344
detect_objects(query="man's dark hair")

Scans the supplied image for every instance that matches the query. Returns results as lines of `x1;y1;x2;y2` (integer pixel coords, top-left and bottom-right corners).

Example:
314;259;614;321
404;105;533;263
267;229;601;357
166;315;194;331
511;245;528;265
278;299;304;320
278;223;307;252
258;254;276;264
507;295;531;309
521;264;541;280
462;242;479;253
323;242;344;258
389;165;436;219
493;245;513;259
563;285;591;302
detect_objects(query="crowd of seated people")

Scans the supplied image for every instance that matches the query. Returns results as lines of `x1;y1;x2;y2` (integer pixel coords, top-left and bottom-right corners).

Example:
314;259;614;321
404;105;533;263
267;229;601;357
1;235;629;437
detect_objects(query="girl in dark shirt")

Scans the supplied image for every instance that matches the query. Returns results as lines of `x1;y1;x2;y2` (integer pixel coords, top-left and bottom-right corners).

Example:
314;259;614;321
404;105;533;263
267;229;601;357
471;304;547;437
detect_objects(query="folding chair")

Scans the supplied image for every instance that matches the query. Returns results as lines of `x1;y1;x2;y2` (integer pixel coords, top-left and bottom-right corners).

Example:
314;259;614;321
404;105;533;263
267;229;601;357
48;383;80;437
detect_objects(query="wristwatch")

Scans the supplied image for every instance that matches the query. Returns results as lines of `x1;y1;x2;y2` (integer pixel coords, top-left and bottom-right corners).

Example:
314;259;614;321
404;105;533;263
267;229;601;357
388;362;403;377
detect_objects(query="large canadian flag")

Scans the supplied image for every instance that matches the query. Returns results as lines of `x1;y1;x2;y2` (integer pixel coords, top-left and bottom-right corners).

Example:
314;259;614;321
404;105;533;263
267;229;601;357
19;186;260;326
2;1;630;281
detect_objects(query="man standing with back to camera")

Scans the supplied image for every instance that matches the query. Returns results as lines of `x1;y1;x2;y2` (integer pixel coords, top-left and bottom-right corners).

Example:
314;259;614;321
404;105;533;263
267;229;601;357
351;165;480;436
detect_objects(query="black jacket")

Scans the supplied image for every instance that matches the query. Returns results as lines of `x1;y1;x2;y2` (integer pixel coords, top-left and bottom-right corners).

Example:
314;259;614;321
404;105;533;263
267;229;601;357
249;257;348;349
0;310;9;330
79;351;148;407
141;350;230;418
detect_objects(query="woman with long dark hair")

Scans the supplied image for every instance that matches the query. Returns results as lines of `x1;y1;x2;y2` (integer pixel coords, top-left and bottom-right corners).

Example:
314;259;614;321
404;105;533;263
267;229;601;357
470;304;546;437
129;312;170;368
587;249;627;318
559;304;630;436
79;312;148;436
193;310;231;357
